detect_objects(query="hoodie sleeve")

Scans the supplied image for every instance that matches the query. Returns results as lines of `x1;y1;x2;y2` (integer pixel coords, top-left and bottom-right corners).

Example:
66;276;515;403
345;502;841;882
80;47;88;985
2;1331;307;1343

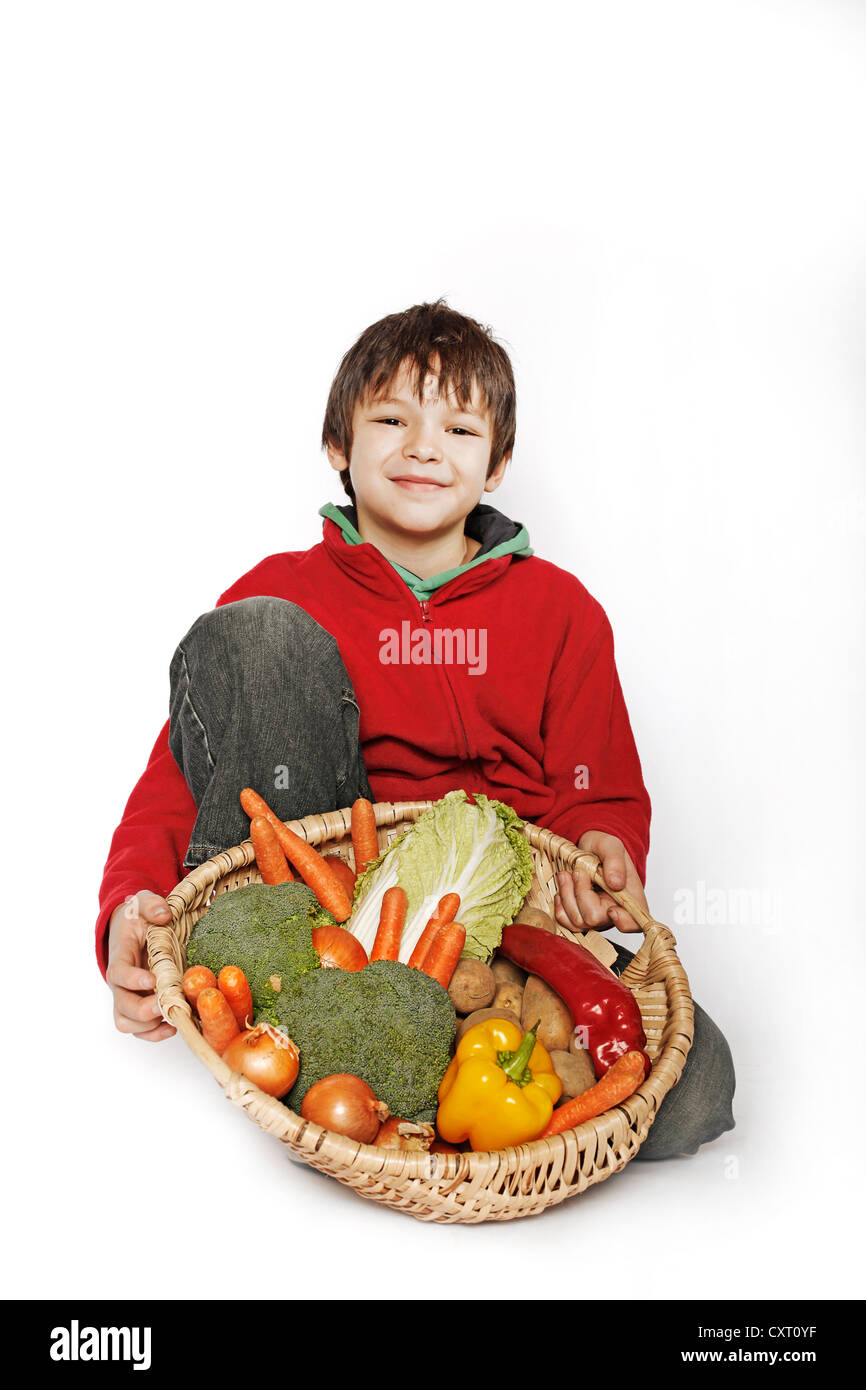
539;609;651;885
94;565;286;980
94;722;199;979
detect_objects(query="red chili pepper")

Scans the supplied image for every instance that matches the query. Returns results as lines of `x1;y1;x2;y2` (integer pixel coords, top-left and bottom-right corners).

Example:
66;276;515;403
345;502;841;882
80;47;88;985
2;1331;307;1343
499;924;650;1079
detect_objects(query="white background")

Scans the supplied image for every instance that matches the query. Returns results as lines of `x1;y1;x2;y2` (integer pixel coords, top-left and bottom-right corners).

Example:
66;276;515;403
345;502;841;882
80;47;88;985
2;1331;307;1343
2;0;864;1301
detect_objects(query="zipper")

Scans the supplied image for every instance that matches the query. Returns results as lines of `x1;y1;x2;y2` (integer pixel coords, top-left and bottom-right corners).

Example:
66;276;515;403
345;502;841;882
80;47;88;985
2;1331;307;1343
413;593;473;761
449;674;473;763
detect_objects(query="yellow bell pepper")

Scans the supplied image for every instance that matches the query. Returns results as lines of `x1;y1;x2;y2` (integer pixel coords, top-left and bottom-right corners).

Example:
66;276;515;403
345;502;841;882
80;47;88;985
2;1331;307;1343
436;1016;562;1151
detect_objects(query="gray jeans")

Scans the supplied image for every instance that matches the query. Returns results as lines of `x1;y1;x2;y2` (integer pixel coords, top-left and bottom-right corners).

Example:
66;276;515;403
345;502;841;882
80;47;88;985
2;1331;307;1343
168;595;736;1161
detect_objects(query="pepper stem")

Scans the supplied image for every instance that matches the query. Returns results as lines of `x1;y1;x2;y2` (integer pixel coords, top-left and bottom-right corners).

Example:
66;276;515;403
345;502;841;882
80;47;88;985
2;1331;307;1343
499;1019;541;1085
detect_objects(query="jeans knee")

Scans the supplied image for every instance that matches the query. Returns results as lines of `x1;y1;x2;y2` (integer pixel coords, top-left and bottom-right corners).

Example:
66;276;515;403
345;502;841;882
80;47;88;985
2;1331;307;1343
697;1004;737;1117
636;1003;736;1161
176;596;346;675
182;596;314;646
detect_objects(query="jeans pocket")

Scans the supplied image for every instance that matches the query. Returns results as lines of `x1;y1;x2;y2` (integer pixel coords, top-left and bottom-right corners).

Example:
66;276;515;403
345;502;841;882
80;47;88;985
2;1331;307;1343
336;688;362;793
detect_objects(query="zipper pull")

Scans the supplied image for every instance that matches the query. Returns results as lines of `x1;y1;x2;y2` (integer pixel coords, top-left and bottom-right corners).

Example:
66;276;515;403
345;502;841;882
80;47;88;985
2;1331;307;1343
419;599;432;623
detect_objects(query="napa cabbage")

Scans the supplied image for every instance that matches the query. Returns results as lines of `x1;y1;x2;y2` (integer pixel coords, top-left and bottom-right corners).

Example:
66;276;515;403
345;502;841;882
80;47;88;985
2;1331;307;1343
347;789;533;964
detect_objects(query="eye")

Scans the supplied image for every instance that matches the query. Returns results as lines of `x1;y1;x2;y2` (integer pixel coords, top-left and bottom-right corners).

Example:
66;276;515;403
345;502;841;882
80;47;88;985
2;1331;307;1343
372;416;478;436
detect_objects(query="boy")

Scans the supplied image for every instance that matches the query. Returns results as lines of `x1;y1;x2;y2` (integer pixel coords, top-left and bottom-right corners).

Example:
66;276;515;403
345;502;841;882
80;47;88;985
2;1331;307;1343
98;299;735;1158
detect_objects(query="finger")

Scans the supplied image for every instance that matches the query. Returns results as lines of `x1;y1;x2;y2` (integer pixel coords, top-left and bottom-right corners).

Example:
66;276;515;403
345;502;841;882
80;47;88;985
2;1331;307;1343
597;847;628;894
609;908;641;934
107;914;146;971
596;892;631;931
555;871;586;929
133;1021;177;1043
138;893;172;924
592;887;620;914
593;840;649;916
622;877;650;917
109;895;168;982
573;869;613;929
113;993;167;1032
610;869;649;923
115;986;165;1024
114;1011;166;1037
552;891;582;930
124;891;172;925
106;957;156;994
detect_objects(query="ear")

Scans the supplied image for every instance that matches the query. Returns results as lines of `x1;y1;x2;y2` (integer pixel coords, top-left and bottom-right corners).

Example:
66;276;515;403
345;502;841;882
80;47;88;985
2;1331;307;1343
483;451;512;493
326;440;349;473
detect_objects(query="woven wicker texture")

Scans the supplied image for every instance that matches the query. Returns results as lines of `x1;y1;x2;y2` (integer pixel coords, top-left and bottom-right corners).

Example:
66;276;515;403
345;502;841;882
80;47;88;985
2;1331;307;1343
148;800;694;1223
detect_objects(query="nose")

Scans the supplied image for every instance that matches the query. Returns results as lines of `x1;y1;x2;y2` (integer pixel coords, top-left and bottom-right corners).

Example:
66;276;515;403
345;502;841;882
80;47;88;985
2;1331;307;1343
402;421;442;465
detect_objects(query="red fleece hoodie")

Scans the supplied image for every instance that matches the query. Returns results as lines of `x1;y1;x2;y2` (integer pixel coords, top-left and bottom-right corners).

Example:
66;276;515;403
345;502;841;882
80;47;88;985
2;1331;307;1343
95;516;651;977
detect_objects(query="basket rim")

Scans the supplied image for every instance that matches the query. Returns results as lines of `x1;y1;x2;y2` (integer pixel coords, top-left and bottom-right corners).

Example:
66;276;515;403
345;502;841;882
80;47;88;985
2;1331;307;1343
149;799;695;1188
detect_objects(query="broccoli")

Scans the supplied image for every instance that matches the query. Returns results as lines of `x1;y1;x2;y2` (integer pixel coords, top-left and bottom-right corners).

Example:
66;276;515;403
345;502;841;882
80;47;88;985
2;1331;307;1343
264;959;456;1124
186;880;334;1013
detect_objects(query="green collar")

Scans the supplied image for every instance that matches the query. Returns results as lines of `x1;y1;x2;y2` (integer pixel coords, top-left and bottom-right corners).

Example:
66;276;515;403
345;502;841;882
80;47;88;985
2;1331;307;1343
318;500;533;600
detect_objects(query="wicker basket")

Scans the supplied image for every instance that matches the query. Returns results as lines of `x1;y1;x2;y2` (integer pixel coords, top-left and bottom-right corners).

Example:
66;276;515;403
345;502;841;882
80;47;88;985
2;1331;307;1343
147;800;694;1224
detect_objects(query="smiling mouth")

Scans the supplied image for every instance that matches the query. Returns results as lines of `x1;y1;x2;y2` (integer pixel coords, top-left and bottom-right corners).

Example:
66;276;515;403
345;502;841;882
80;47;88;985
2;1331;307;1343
390;476;449;491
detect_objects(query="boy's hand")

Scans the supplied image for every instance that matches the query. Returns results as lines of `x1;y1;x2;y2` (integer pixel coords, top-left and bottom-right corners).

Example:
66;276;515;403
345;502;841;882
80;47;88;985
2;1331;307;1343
106;891;177;1042
553;831;649;935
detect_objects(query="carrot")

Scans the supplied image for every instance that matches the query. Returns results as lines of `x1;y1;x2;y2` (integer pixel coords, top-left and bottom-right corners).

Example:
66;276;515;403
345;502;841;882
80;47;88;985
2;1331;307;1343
407;893;461;969
240;786;282;825
274;824;353;921
196;986;241;1055
420;921;466;989
240;787;352;921
370;885;407;962
250;814;293;885
182;965;217;1010
239;789;294;880
324;853;357;899
217;965;254;1032
541;1051;648;1137
351;798;379;877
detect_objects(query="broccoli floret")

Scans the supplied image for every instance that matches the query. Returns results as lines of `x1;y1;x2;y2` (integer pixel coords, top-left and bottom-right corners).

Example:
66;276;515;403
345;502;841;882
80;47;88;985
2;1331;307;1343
186;881;334;1012
265;959;456;1124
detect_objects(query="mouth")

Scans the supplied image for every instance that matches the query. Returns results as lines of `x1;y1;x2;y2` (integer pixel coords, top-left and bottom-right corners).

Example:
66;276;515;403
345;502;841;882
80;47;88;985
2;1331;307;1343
390;475;450;492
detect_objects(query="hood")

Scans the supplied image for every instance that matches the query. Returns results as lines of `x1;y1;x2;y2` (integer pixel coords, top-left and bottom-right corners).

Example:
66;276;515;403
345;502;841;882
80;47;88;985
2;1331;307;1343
318;499;533;601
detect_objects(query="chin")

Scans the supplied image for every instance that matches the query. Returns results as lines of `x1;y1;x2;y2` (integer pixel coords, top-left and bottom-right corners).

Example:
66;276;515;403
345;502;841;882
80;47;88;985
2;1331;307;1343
394;515;453;536
380;490;450;517
358;487;462;535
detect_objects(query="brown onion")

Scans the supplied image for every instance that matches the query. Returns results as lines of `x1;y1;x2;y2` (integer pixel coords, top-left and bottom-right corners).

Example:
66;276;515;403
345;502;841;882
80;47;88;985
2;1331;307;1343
373;1118;435;1151
311;924;368;973
300;1073;389;1143
222;1022;299;1098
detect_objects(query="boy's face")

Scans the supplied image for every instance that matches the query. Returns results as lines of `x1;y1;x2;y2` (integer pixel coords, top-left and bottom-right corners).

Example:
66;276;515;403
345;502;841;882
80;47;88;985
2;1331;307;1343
327;358;510;540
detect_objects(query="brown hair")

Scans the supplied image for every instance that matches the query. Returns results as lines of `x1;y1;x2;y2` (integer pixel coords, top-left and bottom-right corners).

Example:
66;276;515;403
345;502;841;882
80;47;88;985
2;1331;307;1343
321;298;516;503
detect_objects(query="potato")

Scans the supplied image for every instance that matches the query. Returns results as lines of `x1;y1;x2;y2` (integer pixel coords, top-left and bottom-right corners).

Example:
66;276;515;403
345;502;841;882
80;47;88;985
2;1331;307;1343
522;974;574;1052
447;960;496;1015
456;1006;522;1040
491;980;524;1017
491;957;526;987
514;905;557;933
550;1049;596;1100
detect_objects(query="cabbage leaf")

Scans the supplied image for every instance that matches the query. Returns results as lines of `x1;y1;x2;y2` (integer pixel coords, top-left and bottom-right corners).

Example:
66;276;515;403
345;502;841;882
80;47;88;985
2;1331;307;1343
347;789;533;964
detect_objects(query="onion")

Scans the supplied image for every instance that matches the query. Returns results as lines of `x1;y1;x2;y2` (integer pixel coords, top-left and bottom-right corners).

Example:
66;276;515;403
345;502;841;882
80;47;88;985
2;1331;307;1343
222;1022;299;1098
312;924;368;972
430;1139;464;1154
373;1118;435;1151
300;1073;390;1143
